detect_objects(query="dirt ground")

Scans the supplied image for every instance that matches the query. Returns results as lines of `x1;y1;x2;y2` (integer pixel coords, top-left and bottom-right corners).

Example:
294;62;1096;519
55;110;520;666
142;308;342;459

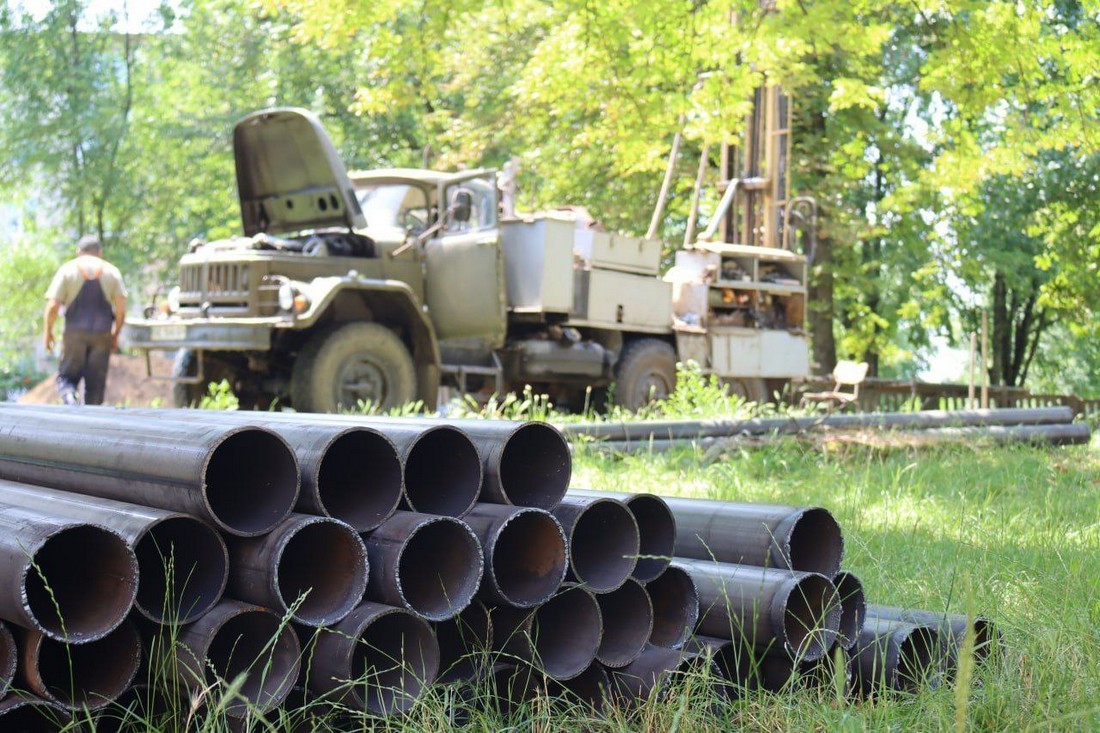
19;352;175;406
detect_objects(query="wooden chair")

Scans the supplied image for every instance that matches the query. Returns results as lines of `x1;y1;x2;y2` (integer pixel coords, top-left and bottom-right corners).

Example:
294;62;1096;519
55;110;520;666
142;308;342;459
800;360;869;411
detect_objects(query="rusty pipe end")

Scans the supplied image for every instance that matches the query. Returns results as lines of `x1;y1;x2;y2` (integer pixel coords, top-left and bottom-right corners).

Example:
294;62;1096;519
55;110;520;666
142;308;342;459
402;427;482;517
555;498;640;593
772;572;841;663
481;507;567;608
832;571;866;652
201;427;300;537
492;422;571;509
645;565;699;649
531;585;602;680
273;516;369;627
393;517;483;621
595;578;653;668
316;428;403;532
19;621;141;711
623;494;675;582
434;599;492;685
134;516;228;624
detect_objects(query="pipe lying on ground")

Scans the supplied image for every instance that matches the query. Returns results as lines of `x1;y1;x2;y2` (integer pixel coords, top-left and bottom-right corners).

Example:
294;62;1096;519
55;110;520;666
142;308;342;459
18;622;141;711
0;505;137;642
0;696;73;731
487;663;542;717
568;490;676;582
0;479;226;624
434;600;493;684
866;605;999;669
609;644;720;703
171;600;300;717
227;513;368;627
559;406;1077;442
644;565;699;649
0;623;15;699
0;407;300;537
462;504;566;608
493;584;603;681
665;497;844;576
93;684;188;733
365;511;483;622
834;572;867;652
800;644;856;697
547;662;610;713
594;579;653;668
853;616;941;695
675;559;841;662
309;601;440;716
682;635;757;698
551;497;640;592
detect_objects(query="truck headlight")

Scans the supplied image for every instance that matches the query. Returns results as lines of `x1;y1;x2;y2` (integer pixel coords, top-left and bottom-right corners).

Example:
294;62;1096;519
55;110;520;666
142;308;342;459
166;286;181;313
278;283;296;312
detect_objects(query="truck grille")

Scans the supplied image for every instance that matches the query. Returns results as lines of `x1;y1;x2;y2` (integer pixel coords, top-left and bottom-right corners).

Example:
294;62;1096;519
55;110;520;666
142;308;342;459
179;262;251;313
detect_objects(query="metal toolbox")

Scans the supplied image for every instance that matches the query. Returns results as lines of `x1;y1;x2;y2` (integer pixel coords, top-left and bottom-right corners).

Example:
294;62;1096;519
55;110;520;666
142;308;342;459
500;215;575;314
574;230;663;275
571;268;672;331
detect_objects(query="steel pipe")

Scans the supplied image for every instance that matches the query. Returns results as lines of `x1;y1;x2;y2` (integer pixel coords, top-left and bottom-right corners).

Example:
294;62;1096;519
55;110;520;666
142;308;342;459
853;616;941;695
551;497;639;592
609;644;720;703
799;644;856;697
171;600;300;717
683;635;757;697
434;600;493;685
309;601;440;716
493;584;603;680
228;513;368;627
546;661;610;713
486;662;542;717
0;623;14;699
0;696;73;731
568;490;675;582
866;605;999;669
834;572;866;652
17;622;141;711
0;505;136;642
675;559;842;662
594;578;653;668
665;497;844;576
0;406;300;537
0;479;226;624
92;684;188;733
644;565;699;649
364;511;483;621
462;504;567;608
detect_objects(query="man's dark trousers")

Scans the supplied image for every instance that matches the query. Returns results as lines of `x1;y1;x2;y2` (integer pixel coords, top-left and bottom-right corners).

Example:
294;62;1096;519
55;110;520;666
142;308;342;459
57;330;112;405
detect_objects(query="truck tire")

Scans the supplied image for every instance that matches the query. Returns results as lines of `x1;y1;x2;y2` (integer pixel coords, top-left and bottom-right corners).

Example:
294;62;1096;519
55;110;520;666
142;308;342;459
171;349;204;408
291;322;417;412
614;338;677;410
723;377;767;404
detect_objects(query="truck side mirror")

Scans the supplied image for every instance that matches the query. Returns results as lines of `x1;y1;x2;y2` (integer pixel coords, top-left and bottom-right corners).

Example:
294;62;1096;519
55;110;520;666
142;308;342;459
451;190;473;224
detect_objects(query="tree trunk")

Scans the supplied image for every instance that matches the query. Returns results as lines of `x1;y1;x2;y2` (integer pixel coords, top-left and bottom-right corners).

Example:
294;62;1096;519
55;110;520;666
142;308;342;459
809;233;837;375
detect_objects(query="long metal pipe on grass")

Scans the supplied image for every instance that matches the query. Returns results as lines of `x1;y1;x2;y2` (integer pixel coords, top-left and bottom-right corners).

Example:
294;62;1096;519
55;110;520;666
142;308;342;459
17;622;141;710
0;695;73;730
461;504;566;608
547;661;611;713
433;599;493;684
0;623;13;699
682;635;757;697
608;644;720;703
852;616;941;695
568;490;676;581
866;604;999;670
834;571;867;652
551;497;639;592
644;565;699;649
594;578;653;668
492;584;603;681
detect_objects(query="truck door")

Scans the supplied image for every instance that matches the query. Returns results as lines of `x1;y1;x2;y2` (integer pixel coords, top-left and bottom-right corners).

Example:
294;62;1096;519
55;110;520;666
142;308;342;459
423;174;507;347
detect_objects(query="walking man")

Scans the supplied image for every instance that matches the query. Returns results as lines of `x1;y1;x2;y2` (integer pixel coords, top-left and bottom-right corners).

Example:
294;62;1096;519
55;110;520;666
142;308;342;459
43;235;128;405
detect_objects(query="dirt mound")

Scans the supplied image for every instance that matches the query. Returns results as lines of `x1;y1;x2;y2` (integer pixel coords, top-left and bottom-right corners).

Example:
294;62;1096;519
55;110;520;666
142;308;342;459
19;352;175;407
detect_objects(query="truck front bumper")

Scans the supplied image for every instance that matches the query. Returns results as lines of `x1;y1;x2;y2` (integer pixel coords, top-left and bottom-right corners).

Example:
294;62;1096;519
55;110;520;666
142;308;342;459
123;318;275;351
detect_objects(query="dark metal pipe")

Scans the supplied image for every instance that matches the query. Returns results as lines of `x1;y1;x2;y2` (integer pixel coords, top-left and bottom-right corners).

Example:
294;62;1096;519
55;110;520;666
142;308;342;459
546;661;610;713
492;584;603;681
853;616;941;695
462;504;567;608
364;511;483;621
17;622;141;711
644;565;699;649
665;497;844;576
0;406;300;537
0;505;136;642
683;635;757;697
568;490;676;582
170;600;300;717
0;623;15;699
834;572;866;652
866;605;999;670
0;479;226;624
434;599;493;684
799;644;857;697
486;662;542;717
309;601;440;716
228;513;368;627
674;559;842;662
551;496;640;592
559;406;1077;441
0;696;74;731
92;684;189;733
608;644;720;703
594;578;653;668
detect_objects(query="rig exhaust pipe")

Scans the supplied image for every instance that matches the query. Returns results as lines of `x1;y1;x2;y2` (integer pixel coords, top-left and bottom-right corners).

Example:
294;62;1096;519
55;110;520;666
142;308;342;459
552;497;640;592
462;504;567;608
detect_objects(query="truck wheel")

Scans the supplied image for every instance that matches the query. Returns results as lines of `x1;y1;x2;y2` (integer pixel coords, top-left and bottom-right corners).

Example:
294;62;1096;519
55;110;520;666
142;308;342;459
614;338;677;410
171;349;237;407
291;322;417;412
723;377;767;404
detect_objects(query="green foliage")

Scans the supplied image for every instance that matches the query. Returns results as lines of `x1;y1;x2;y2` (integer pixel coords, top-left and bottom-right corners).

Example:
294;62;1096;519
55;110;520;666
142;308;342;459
0;237;62;365
198;379;239;410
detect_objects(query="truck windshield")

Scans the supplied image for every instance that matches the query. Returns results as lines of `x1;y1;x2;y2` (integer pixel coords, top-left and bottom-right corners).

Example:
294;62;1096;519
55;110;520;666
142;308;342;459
355;183;432;234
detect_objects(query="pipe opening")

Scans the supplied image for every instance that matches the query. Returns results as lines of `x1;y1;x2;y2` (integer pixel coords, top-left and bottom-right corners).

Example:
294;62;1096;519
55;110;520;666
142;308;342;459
205;611;298;715
34;622;139;709
547;662;609;713
318;430;402;532
832;572;866;651
490;663;540;716
93;684;187;733
135;517;227;624
0;699;70;730
532;587;602;680
787;508;844;576
498;424;571;509
278;520;367;626
353;610;437;714
972;618;996;663
595;580;653;668
398;519;481;621
645;566;698;648
897;627;938;692
492;510;567;607
435;601;492;684
568;501;639;592
782;574;840;662
0;623;15;696
403;428;481;517
205;429;299;536
25;525;135;640
625;495;675;582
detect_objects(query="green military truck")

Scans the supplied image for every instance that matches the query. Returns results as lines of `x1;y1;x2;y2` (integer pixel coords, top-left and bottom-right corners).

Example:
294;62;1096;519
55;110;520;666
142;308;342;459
124;104;812;412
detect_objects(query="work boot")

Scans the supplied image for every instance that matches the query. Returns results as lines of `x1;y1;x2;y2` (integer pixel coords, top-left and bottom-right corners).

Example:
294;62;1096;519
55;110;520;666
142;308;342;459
60;389;80;406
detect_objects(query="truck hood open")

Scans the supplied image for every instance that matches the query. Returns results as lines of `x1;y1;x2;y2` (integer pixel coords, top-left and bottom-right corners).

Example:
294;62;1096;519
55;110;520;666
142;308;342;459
234;108;366;237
